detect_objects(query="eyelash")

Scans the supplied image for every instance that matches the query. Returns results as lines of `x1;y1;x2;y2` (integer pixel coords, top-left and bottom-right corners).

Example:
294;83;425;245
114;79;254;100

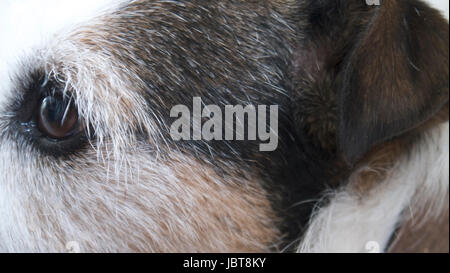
7;72;90;158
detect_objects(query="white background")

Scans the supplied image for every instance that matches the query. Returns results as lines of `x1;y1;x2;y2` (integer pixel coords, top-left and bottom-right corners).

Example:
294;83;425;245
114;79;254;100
425;0;449;19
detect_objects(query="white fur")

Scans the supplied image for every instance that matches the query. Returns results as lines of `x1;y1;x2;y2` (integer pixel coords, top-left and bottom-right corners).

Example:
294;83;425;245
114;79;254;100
297;122;449;253
0;0;448;253
0;143;277;252
0;1;280;252
296;0;449;252
296;0;450;253
0;0;124;107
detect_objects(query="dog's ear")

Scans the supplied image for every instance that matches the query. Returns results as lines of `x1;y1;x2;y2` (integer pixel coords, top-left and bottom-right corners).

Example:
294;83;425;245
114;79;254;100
338;0;449;164
294;1;448;164
296;1;449;164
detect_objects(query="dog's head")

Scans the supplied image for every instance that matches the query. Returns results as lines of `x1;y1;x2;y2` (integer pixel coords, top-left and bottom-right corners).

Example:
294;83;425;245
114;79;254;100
0;0;448;252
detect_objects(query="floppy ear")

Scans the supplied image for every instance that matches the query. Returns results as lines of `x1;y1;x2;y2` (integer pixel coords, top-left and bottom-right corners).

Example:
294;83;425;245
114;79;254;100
338;0;449;164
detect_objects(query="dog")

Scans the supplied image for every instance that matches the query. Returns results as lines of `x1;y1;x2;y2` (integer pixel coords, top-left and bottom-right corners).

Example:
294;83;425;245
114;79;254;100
0;0;448;253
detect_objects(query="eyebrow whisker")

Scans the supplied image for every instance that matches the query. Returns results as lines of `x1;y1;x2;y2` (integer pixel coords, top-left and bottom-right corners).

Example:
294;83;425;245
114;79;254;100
60;97;73;126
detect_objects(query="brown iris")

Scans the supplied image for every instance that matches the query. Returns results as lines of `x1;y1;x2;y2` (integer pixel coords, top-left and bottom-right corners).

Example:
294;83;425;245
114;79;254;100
38;96;79;139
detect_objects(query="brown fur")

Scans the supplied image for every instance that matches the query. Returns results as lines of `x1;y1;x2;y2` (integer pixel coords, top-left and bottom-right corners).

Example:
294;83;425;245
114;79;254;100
390;196;449;253
0;0;448;252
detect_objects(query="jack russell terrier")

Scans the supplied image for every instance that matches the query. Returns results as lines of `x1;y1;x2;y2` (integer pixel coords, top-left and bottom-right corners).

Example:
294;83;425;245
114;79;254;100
0;0;448;252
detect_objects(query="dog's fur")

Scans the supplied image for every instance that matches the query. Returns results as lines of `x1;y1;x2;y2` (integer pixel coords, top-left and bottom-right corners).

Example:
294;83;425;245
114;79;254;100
0;0;448;253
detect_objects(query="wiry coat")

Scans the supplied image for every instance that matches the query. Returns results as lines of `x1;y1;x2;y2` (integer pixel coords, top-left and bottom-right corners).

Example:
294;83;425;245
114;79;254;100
0;0;448;252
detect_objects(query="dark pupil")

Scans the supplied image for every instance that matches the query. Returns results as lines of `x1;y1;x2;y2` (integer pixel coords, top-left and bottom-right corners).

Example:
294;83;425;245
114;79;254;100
42;97;65;123
39;96;78;139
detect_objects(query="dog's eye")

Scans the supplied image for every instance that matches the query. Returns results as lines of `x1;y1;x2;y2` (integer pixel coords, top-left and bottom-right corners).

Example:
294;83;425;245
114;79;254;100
10;73;89;156
38;96;80;139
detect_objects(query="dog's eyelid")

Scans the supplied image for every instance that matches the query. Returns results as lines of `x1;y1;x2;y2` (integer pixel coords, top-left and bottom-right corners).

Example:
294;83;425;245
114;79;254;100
5;72;90;157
